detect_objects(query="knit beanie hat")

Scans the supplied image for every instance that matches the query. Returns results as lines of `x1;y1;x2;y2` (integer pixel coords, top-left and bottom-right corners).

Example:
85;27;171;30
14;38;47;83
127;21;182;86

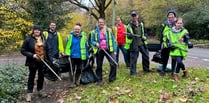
33;25;42;31
167;10;176;17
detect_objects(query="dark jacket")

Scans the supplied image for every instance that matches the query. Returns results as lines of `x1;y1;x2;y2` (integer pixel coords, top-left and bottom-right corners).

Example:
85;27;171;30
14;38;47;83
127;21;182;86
127;20;146;51
21;34;52;67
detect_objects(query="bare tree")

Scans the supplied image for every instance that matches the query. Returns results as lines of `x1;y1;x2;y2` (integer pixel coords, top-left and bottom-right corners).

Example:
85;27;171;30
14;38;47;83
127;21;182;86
67;0;113;20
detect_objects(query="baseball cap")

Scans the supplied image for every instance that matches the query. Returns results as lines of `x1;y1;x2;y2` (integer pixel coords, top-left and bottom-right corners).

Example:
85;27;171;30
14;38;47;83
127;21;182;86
131;10;138;16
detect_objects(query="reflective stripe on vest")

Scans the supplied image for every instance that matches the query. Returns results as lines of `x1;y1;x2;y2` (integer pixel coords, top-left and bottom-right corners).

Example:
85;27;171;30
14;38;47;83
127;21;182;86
43;31;64;53
162;25;172;48
94;29;114;52
65;32;87;60
168;29;189;58
124;22;147;50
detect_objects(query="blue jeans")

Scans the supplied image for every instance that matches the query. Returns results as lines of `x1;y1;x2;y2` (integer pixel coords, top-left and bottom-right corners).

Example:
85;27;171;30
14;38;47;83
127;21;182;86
116;45;130;66
174;56;185;73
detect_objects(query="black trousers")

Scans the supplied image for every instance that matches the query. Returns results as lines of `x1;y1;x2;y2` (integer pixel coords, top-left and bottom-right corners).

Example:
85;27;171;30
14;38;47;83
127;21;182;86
27;62;44;93
96;50;117;82
69;58;84;84
130;45;150;75
161;48;176;73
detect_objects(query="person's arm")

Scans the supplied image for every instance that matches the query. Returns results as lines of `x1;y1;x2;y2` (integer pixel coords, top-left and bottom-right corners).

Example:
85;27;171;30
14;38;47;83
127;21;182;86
183;32;193;49
90;30;98;47
21;38;34;58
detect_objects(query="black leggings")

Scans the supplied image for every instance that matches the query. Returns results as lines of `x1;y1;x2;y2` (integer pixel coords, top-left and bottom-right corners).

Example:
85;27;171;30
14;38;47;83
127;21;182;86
27;62;44;93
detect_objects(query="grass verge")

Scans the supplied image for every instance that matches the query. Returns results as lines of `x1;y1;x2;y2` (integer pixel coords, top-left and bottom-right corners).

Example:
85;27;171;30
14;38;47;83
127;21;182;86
67;63;209;103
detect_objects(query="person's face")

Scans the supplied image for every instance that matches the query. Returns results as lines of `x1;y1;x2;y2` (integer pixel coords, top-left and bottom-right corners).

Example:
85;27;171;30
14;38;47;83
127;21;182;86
175;19;183;29
49;23;56;31
73;25;81;35
132;14;138;21
116;17;122;25
33;29;41;36
98;19;105;29
168;13;175;22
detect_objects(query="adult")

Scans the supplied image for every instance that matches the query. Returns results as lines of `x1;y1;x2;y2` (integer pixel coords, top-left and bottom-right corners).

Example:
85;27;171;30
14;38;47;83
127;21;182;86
21;25;52;102
159;10;177;76
43;22;64;59
125;10;151;76
112;16;130;67
90;18;117;85
65;23;89;88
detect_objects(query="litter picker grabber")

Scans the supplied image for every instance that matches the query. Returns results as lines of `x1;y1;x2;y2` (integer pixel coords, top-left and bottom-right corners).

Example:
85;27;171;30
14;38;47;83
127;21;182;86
37;55;62;80
68;57;77;84
101;48;118;66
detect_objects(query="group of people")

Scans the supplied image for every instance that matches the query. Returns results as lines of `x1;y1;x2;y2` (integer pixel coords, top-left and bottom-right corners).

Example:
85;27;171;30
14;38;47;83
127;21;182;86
159;10;193;80
21;9;192;102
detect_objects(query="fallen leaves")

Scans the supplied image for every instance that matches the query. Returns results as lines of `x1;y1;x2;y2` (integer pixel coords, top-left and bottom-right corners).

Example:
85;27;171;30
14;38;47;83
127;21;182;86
160;93;170;101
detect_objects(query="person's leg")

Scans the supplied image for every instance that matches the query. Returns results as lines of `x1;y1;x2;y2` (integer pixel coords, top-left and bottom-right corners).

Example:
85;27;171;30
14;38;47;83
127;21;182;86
173;56;184;81
140;46;150;72
26;66;37;102
75;59;83;85
96;50;105;83
161;48;170;74
171;57;177;76
105;51;117;82
178;56;187;77
130;51;139;75
120;45;130;67
116;46;120;63
27;66;37;93
37;63;44;91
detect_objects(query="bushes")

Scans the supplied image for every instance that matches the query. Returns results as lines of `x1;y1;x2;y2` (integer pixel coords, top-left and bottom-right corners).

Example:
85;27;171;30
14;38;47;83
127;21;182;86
0;65;27;103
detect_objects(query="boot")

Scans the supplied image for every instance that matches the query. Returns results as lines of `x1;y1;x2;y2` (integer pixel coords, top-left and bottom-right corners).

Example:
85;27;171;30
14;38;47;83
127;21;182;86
75;72;81;86
69;77;76;88
173;74;178;81
26;93;32;102
182;70;187;78
37;90;47;97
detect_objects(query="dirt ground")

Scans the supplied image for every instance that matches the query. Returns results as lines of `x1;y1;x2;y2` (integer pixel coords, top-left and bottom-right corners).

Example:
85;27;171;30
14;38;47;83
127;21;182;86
17;73;71;103
0;52;71;103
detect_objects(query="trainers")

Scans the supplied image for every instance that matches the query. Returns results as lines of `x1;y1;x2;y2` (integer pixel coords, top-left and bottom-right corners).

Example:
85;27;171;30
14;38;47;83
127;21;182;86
96;81;103;86
69;83;76;88
159;71;165;76
26;93;32;102
144;69;154;73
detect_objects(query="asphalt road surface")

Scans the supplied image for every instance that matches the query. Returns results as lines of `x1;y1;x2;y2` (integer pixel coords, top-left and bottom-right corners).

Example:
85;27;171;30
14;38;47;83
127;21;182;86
0;48;208;68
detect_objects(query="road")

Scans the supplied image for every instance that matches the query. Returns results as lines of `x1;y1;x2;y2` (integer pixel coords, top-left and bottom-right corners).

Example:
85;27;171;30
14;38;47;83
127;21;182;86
0;48;208;68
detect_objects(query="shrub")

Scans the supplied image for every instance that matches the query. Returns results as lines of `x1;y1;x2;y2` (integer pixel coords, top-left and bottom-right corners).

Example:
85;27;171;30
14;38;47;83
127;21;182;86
0;65;27;103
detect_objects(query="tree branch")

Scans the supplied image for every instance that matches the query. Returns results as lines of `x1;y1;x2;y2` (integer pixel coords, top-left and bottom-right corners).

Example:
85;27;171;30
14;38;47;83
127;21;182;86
68;0;89;11
105;0;112;10
89;0;99;12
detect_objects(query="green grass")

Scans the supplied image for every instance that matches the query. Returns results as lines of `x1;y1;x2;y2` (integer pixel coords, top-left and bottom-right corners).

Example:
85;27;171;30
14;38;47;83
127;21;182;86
66;64;209;103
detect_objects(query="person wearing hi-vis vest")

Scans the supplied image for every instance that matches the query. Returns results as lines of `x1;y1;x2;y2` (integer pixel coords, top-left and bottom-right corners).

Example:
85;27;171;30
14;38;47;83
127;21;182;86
65;23;89;88
43;22;64;59
112;16;130;67
125;10;151;76
90;18;117;86
159;10;177;76
163;18;192;81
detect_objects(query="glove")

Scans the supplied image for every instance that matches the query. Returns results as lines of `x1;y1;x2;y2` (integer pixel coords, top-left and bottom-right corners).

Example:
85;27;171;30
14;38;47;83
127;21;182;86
187;41;193;49
142;36;147;41
33;54;39;59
